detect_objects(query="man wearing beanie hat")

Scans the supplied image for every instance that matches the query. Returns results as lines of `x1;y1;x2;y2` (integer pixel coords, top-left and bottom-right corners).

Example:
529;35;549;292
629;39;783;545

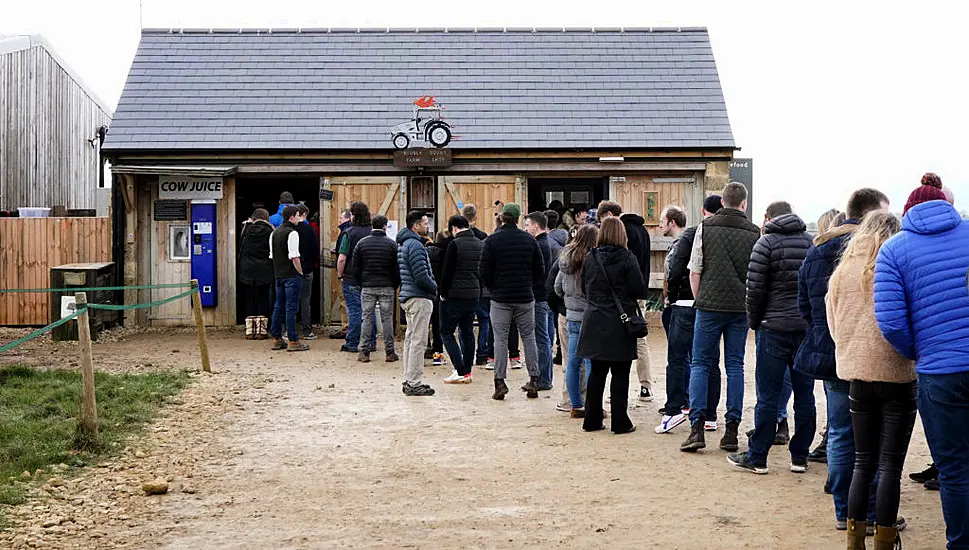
875;175;969;548
703;194;724;216
479;203;546;400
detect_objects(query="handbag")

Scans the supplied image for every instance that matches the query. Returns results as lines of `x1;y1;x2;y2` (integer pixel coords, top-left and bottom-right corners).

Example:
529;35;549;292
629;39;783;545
592;250;649;339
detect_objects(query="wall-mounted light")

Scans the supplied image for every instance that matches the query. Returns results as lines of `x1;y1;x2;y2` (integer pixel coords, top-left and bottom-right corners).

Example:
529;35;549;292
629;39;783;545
598;156;624;163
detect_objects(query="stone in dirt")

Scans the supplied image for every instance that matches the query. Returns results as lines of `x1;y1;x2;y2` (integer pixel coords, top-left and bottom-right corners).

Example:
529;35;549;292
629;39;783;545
47;477;65;487
20;471;31;480
141;479;169;495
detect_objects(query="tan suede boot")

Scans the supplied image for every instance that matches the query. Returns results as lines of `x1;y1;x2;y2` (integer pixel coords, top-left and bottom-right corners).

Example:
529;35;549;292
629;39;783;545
873;525;900;550
846;519;867;550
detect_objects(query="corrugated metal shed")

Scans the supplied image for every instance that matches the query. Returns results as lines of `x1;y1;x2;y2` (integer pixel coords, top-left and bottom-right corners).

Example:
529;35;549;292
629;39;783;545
104;27;734;152
0;35;113;210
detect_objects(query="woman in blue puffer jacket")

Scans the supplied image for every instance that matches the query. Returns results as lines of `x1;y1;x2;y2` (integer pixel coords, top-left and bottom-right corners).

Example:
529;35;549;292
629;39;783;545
874;177;969;550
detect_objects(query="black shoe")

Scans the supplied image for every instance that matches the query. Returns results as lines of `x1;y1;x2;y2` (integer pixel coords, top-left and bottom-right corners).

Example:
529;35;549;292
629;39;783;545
424;349;435;360
808;445;828;464
340;344;358;353
909;463;938;484
475;356;488;366
773;418;790;445
402;382;435;396
727;452;768;474
639;386;653;402
824;479;832;494
492;378;509;401
924;478;940;491
553;351;562;365
522;376;540;399
720;421;740;452
680;421;706;452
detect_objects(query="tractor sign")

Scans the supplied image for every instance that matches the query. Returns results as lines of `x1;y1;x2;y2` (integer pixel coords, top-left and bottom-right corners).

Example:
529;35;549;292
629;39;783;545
390;96;452;149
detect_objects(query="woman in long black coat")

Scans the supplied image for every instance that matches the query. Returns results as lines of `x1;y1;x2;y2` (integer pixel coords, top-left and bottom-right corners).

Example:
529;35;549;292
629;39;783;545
577;217;647;434
238;208;275;318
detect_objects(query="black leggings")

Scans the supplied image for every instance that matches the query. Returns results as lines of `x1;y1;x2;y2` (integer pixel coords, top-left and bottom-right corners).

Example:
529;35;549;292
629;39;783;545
583;360;634;434
847;380;918;527
245;283;272;318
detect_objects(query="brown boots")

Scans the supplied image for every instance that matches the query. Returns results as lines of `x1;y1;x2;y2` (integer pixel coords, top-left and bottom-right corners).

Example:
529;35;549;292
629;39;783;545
873;525;901;550
845;519;866;550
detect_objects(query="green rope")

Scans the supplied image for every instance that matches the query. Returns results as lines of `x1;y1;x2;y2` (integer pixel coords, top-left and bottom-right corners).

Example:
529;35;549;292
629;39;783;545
0;283;194;294
0;288;198;354
87;289;197;311
0;310;85;353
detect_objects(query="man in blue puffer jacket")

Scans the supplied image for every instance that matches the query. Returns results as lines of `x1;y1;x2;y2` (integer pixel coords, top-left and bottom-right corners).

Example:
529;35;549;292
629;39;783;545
875;183;969;550
795;188;890;531
397;211;439;397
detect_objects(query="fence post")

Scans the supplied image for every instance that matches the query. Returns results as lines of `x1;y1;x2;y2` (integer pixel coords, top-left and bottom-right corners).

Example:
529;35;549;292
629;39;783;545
191;280;211;373
74;292;99;439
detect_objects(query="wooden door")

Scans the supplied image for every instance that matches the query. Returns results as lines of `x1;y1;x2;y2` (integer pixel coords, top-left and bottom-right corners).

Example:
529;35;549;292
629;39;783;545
439;175;519;235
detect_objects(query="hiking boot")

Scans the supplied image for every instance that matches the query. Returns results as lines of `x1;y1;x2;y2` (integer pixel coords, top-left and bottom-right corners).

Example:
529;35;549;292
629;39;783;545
522;376;540;398
680;421;706;452
720;421;740;452
357;350;371;363
385;351;399;363
492;378;509;400
271;339;287;351
873;525;901;550
402;381;435;396
845;519;867;550
773;418;790;445
286;340;309;352
727;452;768;475
909;463;938;483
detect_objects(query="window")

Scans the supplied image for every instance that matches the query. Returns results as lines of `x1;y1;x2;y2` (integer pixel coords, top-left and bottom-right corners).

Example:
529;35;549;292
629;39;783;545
169;224;191;261
409;176;435;209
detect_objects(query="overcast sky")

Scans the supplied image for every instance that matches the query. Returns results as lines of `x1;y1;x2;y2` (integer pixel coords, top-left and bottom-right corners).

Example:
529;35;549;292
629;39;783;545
4;0;965;220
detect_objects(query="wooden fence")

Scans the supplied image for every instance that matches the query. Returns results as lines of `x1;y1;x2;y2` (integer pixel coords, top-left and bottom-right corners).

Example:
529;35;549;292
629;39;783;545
0;217;112;326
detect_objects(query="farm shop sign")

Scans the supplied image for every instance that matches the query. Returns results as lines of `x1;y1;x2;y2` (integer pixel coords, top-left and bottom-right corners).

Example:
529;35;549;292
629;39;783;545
158;177;224;200
394;148;453;168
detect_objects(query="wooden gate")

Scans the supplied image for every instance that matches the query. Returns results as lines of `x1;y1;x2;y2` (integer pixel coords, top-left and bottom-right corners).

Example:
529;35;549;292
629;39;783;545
438;175;520;235
0;217;112;326
321;176;403;326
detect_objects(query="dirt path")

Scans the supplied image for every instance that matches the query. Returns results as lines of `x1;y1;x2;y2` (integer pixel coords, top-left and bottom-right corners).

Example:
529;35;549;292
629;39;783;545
0;329;948;549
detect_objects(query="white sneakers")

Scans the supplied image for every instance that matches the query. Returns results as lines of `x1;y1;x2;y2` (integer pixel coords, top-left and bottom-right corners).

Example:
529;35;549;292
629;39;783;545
654;413;689;434
704;420;718;432
443;371;473;384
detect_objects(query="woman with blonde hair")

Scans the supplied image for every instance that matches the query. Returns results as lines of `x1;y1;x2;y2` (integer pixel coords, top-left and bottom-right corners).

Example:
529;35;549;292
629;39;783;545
576;217;646;433
555;224;598;417
826;210;914;550
817;208;847;235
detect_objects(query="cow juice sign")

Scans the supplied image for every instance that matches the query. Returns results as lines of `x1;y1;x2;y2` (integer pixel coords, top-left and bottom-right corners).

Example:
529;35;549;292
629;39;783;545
159;176;224;200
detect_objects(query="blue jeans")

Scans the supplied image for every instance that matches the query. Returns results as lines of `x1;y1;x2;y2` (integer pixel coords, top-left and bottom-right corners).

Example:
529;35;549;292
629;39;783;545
825;379;877;522
475;298;491;360
535;301;553;387
747;329;815;467
270;276;303;341
566;320;592;408
688;310;747;425
778;370;792;420
342;281;375;351
919;371;969;549
440;298;477;376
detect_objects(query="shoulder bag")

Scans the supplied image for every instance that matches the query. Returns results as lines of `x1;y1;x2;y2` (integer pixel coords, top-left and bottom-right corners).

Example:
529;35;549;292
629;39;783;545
592;250;649;339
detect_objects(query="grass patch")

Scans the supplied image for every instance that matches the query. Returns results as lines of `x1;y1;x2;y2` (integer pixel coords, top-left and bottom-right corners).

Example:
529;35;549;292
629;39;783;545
0;365;190;510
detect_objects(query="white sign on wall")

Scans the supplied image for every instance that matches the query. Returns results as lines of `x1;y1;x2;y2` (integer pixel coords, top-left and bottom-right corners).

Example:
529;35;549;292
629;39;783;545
159;176;224;200
61;296;77;320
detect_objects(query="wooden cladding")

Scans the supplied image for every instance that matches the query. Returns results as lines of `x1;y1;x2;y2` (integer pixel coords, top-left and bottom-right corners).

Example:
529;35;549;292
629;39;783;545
0;217;112;326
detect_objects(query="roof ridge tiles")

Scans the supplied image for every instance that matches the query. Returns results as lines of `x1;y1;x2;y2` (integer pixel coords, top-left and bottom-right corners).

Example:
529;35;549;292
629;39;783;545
141;26;707;35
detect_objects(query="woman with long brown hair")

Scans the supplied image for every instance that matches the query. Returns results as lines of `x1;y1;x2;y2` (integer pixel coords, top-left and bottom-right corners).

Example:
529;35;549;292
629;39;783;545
577;217;646;433
554;224;598;417
826;211;913;549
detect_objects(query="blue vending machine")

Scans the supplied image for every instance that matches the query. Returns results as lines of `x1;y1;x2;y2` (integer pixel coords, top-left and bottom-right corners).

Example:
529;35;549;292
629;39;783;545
190;201;217;307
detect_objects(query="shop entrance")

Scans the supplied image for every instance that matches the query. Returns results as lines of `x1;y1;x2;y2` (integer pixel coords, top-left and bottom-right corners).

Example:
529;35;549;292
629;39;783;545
235;177;321;326
526;177;608;224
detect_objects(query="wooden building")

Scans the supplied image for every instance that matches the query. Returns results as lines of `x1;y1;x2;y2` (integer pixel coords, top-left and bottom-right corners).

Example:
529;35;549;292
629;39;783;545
102;27;737;327
0;35;112;211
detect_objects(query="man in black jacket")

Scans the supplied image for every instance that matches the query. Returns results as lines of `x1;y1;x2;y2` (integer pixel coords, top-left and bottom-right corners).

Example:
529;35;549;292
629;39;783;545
461;204;491;364
597;200;654;402
681;183;761;454
480;203;545;400
350;215;400;364
294;204;319;341
440;215;483;384
727;202;815;474
524;211;554;391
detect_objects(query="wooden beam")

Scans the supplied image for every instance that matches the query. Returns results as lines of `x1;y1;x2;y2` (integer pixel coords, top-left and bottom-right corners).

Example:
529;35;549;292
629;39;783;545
443;182;463;211
233;162;707;175
377;182;400;216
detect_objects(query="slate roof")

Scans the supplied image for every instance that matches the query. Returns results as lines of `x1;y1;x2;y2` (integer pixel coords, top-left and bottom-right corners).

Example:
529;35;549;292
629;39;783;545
103;28;734;152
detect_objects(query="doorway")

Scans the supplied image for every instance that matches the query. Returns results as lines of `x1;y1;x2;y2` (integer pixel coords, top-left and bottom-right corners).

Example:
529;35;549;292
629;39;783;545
235;177;322;326
526;177;608;222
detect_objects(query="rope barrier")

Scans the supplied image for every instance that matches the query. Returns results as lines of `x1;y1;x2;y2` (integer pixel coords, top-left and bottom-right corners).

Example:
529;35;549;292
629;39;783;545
0;282;194;294
0;288;198;354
